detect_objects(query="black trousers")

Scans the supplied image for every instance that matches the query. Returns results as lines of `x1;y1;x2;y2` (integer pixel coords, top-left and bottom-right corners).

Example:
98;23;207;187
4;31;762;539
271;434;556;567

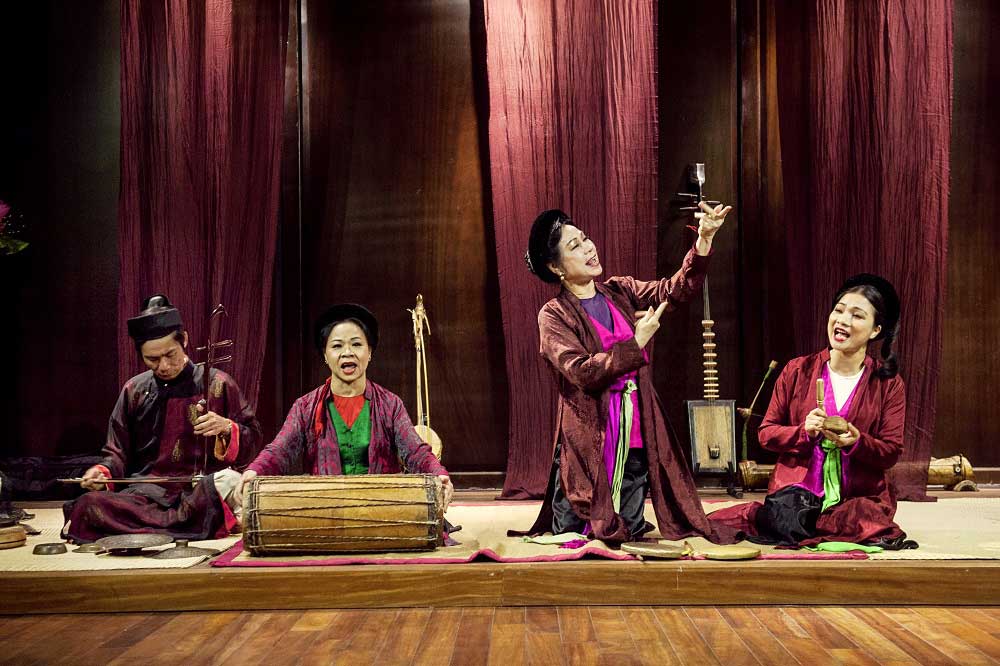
551;446;650;537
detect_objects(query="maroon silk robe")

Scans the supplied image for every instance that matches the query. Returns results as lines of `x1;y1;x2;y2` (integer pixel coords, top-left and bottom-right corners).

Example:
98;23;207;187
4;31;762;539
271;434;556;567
247;379;447;477
519;245;737;544
709;350;907;545
62;362;262;543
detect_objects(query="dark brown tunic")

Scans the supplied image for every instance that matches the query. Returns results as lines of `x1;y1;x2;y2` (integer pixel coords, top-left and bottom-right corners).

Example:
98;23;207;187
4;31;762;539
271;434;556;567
62;362;262;543
517;246;737;544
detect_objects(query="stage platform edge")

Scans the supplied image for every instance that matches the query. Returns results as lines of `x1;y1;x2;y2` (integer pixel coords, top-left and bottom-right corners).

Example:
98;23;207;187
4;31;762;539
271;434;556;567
3;558;999;615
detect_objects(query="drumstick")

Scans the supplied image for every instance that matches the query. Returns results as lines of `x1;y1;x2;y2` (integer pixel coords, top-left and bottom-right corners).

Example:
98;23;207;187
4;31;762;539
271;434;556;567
816;378;824;410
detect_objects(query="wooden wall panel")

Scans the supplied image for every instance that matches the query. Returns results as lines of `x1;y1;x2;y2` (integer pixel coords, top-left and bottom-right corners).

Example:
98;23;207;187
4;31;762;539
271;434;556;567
295;0;508;472
734;0;810;464
935;0;1000;464
735;0;806;465
656;0;742;460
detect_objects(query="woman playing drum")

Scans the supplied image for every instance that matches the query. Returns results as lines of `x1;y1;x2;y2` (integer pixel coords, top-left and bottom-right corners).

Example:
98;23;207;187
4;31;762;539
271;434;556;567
709;274;916;549
236;304;452;511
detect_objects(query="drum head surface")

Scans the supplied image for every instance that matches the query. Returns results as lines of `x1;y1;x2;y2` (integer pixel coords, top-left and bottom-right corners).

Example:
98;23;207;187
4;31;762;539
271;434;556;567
701;545;761;560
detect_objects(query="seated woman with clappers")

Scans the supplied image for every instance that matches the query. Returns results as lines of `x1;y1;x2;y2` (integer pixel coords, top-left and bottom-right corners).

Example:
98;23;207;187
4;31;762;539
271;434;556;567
237;304;452;513
709;274;916;549
516;204;739;544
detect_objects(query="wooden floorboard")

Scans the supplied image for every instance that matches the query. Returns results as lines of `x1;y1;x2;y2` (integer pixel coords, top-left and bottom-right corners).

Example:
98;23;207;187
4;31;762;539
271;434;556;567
1;606;994;666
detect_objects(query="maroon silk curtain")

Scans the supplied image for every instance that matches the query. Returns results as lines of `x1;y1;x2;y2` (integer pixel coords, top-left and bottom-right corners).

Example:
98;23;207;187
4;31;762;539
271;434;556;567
483;1;658;498
118;0;287;408
773;1;952;500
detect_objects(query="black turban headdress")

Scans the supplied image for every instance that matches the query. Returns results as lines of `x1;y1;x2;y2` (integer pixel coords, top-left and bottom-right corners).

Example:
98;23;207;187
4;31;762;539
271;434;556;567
126;294;184;345
314;303;380;352
525;209;570;284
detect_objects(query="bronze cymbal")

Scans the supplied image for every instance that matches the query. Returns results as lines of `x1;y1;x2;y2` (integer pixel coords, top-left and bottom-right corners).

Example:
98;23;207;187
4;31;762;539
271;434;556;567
96;533;173;555
148;539;220;559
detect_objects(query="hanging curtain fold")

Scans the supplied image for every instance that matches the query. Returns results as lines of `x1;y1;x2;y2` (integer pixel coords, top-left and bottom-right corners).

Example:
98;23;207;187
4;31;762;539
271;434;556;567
118;0;288;408
483;1;659;498
771;0;952;500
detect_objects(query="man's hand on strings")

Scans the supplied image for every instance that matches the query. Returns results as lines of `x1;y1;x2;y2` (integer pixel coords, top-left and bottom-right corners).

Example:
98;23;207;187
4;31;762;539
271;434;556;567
193;403;233;437
81;465;109;491
634;301;669;348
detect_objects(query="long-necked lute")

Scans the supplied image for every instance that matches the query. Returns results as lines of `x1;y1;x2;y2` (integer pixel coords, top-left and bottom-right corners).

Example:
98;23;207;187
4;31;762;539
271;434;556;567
409;295;443;459
681;163;739;496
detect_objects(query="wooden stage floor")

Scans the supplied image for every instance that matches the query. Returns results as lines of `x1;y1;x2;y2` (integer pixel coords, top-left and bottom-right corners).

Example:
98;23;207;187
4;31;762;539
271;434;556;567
5;606;1000;665
3;490;999;615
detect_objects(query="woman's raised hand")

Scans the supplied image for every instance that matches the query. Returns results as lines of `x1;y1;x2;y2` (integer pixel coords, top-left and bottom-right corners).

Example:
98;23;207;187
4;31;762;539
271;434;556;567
634;301;668;348
695;201;733;240
693;201;732;255
803;408;827;438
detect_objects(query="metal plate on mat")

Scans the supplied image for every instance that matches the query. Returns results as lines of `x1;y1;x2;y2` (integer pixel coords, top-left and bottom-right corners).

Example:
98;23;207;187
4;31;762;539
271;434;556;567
96;534;173;555
621;542;691;559
701;545;761;560
149;539;219;559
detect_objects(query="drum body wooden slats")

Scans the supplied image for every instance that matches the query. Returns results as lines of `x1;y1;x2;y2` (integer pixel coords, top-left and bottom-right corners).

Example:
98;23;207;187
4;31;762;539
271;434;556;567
243;475;444;555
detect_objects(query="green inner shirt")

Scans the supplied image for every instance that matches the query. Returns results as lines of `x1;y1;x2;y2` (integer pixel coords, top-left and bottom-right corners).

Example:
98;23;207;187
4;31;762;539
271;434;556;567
327;400;371;475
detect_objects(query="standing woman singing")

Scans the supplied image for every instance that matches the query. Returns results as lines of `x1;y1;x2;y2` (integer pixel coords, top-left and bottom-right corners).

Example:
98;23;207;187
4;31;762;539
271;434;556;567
517;202;738;544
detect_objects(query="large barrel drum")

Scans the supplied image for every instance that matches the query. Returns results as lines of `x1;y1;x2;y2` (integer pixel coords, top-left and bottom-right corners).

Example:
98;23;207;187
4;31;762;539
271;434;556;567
243;475;444;555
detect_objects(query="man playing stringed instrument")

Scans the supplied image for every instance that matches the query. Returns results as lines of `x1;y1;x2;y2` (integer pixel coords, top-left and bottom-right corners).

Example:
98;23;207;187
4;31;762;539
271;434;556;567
62;295;263;543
